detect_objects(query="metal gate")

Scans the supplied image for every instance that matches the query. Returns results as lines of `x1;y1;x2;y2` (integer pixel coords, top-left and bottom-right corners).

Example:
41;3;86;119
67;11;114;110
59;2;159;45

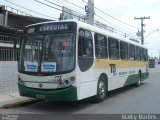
0;29;21;94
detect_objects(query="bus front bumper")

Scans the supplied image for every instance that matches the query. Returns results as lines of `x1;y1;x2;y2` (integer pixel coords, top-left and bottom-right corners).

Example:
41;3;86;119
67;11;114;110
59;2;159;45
18;83;77;102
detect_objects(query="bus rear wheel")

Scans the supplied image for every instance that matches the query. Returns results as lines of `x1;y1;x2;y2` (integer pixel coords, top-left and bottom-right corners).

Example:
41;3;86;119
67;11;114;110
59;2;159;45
95;77;107;103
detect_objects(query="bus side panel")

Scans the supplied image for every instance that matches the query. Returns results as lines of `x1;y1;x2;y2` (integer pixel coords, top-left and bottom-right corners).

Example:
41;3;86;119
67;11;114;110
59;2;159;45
76;67;97;100
95;68;129;91
95;67;148;91
78;81;97;100
95;60;149;91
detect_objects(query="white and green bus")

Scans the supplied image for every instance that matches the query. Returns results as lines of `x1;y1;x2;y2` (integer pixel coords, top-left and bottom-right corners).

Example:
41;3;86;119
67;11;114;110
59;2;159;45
18;20;149;102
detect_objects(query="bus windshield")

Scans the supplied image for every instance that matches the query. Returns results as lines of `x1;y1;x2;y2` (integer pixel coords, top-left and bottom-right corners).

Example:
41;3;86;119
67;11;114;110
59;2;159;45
19;33;75;74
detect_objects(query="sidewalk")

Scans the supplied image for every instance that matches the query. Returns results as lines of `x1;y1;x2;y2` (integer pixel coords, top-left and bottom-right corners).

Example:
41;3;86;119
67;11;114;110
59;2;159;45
0;92;34;108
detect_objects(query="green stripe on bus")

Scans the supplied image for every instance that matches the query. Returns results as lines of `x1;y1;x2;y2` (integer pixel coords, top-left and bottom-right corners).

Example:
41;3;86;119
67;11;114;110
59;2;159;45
18;83;77;102
124;72;149;86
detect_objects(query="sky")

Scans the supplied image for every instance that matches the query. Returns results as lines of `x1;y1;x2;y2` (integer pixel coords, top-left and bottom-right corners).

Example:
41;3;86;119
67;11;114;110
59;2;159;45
1;0;160;57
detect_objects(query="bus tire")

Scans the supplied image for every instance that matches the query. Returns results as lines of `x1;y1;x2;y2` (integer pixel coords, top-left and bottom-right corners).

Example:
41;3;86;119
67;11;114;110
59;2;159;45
95;76;107;103
135;73;141;87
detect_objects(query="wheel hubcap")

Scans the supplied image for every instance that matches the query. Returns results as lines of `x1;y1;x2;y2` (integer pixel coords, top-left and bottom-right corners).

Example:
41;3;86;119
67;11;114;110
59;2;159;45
98;81;105;98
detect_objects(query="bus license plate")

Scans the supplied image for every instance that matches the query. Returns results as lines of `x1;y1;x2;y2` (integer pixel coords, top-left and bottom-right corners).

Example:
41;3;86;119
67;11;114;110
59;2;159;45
36;95;46;99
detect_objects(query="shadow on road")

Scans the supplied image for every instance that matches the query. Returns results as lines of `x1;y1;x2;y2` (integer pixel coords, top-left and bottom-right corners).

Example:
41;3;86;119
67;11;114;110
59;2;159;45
106;82;147;98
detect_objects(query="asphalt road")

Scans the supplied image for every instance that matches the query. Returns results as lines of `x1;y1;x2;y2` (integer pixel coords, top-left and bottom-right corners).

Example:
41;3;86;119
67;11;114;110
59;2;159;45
1;65;160;114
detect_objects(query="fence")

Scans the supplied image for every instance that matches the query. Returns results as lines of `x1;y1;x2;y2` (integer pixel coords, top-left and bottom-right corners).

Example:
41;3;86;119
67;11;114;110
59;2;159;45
0;61;18;94
0;30;20;94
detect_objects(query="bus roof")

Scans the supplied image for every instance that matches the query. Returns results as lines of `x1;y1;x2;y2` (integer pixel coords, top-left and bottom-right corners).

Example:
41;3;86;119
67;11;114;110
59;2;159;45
26;20;147;49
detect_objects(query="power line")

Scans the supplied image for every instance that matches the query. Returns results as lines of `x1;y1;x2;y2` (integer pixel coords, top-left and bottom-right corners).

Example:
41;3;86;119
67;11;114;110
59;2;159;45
53;0;83;10
37;0;137;38
76;0;87;5
52;0;86;16
80;0;139;30
4;0;57;19
61;0;85;10
73;0;139;33
95;14;136;38
51;0;132;32
4;0;138;37
44;0;85;17
95;15;118;29
55;0;114;25
61;0;136;36
55;0;136;38
81;0;87;4
52;0;85;13
34;0;86;19
38;0;127;36
95;7;139;29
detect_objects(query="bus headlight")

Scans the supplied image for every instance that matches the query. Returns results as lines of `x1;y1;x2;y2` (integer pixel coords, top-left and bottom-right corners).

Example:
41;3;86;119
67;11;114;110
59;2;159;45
70;76;75;82
64;79;69;84
57;76;75;88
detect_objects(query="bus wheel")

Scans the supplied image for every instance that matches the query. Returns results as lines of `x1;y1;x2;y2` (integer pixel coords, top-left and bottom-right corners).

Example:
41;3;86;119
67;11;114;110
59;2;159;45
95;77;107;103
135;73;141;87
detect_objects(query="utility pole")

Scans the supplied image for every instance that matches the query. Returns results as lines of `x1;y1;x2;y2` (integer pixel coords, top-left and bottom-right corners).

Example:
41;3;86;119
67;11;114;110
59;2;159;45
134;16;150;45
85;0;94;25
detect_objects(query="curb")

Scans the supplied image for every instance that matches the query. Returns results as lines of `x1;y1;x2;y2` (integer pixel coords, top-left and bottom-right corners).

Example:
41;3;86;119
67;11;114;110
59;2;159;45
1;99;44;109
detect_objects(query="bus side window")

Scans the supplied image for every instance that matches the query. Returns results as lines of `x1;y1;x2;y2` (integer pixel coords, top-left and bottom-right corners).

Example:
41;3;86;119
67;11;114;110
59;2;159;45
145;49;148;61
78;30;85;56
78;29;93;58
129;44;135;61
140;48;148;61
95;33;108;59
120;41;128;60
135;46;141;61
141;48;145;61
85;31;93;57
78;28;94;72
108;37;119;60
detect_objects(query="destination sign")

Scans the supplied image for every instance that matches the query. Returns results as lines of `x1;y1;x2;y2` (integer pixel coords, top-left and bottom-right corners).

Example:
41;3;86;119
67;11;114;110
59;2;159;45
26;22;76;34
39;24;69;32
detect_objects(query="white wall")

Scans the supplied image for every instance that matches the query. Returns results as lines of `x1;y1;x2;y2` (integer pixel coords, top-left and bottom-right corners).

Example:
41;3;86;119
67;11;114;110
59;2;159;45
0;61;18;94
